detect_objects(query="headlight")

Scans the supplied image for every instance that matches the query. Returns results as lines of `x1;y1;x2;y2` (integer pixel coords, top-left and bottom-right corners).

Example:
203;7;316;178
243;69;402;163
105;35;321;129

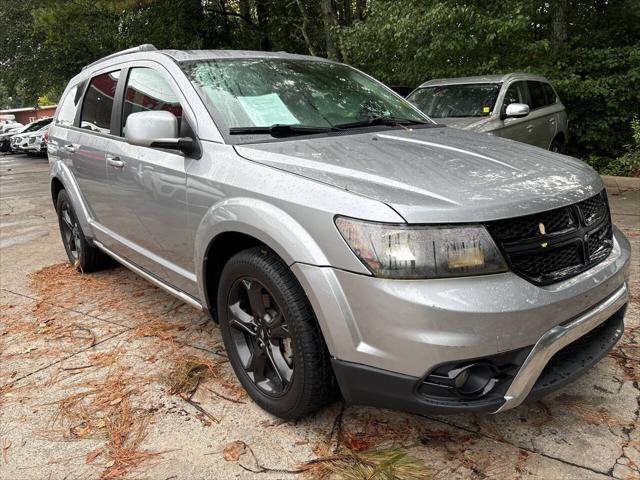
335;217;508;279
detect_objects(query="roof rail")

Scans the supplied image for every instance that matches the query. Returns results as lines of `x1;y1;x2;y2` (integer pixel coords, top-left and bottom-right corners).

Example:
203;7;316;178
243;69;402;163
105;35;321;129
82;44;157;71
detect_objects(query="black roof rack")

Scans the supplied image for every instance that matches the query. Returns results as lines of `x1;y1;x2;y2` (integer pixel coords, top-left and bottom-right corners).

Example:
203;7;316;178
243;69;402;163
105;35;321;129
82;44;157;71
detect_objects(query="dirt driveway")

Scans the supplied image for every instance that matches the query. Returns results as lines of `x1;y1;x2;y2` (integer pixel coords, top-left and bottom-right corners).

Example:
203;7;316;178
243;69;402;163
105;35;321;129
1;153;639;480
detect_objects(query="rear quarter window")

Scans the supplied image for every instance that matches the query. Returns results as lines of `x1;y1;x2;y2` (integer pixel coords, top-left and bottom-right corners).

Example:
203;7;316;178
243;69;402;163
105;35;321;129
55;85;80;127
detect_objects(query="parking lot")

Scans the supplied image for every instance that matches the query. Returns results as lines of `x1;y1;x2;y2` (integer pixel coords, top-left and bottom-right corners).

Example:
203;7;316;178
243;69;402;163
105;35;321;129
0;152;638;479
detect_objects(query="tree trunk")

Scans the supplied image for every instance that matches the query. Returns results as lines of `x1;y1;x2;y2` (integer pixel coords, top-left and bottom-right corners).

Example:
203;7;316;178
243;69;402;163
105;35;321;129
551;0;568;55
256;0;271;51
320;0;340;60
295;0;316;56
239;0;252;25
355;0;365;20
342;0;351;26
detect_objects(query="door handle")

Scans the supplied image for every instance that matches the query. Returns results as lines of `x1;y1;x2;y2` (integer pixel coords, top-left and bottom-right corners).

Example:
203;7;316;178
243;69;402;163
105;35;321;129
549;118;556;124
106;155;125;168
64;144;79;153
526;125;534;132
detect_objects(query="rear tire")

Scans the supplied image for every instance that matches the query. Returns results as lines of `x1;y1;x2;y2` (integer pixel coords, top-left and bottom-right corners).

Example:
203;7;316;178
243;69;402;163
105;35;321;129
56;189;111;272
217;247;336;419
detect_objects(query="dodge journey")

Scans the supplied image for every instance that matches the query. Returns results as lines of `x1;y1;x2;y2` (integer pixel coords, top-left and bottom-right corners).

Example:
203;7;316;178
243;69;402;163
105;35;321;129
49;45;630;419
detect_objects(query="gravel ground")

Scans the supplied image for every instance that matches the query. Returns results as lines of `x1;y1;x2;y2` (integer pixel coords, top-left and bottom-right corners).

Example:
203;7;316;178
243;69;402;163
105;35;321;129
1;153;639;480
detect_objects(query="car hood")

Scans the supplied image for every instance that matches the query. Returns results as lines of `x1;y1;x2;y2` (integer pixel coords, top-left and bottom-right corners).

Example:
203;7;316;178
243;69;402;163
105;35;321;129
235;126;602;223
435;117;494;131
11;132;34;140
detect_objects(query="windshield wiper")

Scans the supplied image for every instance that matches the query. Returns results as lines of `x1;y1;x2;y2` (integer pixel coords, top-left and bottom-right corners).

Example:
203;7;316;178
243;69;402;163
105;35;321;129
333;116;430;130
229;124;334;138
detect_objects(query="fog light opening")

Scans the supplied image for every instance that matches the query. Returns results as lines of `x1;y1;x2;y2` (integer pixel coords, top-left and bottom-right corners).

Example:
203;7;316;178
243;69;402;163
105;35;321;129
449;363;499;398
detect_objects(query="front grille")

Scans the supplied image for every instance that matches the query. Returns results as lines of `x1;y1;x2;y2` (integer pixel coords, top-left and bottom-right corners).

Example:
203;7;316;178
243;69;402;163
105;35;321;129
486;190;613;285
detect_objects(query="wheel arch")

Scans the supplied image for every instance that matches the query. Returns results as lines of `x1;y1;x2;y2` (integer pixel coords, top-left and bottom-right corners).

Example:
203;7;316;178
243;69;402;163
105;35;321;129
549;131;567;152
195;198;332;321
51;176;65;209
553;131;566;144
49;161;95;239
201;231;264;321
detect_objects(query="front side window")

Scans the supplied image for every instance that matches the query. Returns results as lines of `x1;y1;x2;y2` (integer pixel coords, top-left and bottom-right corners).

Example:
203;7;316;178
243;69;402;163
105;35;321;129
122;68;183;135
80;71;120;134
528;81;547;110
503;81;529;107
180;58;429;142
407;84;500;118
56;85;80;126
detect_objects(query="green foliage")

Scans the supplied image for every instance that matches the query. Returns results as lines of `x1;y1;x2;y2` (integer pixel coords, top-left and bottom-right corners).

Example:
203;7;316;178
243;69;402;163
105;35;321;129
340;0;640;170
589;118;640;177
1;0;639;175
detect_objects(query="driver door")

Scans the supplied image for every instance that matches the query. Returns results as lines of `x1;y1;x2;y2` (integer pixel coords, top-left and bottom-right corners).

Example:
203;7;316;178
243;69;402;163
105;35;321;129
104;65;197;296
497;81;532;144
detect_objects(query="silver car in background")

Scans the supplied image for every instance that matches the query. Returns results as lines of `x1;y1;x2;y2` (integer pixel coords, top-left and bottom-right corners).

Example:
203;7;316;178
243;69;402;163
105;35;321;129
49;46;629;420
407;73;569;152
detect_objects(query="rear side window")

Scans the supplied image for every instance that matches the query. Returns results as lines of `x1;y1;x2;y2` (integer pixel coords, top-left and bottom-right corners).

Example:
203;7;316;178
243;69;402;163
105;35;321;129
56;85;80;126
121;67;183;135
80;71;120;134
527;81;547;110
542;83;557;104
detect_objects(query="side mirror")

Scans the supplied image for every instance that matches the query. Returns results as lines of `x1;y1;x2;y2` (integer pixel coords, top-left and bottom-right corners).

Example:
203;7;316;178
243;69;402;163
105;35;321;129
503;103;530;119
125;110;196;155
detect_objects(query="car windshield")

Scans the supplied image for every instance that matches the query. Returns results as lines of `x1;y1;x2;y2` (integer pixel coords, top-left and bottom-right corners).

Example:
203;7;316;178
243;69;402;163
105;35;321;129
407;83;500;118
23;120;50;133
180;58;431;141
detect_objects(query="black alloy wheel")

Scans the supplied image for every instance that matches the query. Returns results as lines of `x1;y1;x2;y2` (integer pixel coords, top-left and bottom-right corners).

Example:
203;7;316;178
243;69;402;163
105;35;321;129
218;247;336;419
227;277;294;396
59;198;82;263
55;189;111;272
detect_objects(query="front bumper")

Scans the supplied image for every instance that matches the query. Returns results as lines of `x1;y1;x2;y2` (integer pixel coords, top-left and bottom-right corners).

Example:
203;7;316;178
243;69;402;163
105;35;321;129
331;287;626;414
292;226;631;413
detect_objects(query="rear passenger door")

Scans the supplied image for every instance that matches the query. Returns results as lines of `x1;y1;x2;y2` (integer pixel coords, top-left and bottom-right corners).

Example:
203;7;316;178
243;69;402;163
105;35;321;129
70;69;122;227
104;64;197;296
525;81;557;149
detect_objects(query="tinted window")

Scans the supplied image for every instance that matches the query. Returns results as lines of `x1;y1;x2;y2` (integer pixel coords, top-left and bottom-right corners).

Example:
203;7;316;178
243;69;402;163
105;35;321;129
504;81;528;106
122;68;183;135
528;81;547;109
80;71;120;134
56;85;79;126
542;83;557;104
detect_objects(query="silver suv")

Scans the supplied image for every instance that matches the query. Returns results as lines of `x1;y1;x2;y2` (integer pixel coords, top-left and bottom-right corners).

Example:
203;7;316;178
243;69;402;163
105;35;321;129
49;46;630;419
407;73;569;152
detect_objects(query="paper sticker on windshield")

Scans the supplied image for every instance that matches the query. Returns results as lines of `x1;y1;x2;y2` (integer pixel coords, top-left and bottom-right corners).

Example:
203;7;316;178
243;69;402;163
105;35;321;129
483;106;490;113
237;93;299;127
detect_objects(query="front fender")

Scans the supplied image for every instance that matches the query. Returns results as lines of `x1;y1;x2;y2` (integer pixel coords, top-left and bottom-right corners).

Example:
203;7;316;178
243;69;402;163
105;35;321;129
50;160;96;240
193;196;351;302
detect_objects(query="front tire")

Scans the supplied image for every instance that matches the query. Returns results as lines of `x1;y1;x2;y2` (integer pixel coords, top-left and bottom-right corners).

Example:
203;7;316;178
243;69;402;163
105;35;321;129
56;189;110;272
217;247;335;419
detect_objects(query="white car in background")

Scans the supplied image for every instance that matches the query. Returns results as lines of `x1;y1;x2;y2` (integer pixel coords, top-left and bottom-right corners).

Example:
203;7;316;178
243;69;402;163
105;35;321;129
22;124;50;155
0;121;24;133
8;118;52;153
0;124;24;152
